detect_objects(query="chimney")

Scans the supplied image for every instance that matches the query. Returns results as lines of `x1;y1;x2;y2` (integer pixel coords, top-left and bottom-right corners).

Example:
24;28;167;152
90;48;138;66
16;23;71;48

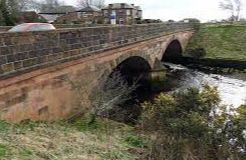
121;3;125;8
131;4;134;6
109;4;113;8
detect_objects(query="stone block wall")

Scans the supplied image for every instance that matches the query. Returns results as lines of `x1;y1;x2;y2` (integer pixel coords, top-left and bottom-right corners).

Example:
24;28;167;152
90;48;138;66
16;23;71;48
0;26;12;32
0;23;193;79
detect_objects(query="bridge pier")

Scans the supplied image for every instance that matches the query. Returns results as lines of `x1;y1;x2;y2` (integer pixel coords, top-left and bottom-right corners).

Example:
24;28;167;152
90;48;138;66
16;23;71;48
148;60;167;92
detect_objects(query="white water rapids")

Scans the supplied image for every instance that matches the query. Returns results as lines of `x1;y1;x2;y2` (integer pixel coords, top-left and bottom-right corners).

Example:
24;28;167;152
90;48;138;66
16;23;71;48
164;62;246;108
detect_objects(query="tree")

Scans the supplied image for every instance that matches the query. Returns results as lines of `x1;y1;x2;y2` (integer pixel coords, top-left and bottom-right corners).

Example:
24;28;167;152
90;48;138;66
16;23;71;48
0;0;19;25
37;0;62;12
15;0;39;11
1;0;39;12
219;0;243;21
76;0;105;9
36;0;75;13
62;70;137;123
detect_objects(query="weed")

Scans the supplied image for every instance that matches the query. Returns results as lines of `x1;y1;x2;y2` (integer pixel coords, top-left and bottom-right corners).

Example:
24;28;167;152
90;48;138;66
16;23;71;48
0;121;10;133
100;150;133;160
19;148;33;158
71;118;104;132
123;134;145;147
0;144;7;158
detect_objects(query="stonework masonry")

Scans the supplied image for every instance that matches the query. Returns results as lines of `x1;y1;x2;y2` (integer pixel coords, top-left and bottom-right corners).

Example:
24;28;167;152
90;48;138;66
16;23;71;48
0;23;193;78
0;23;195;122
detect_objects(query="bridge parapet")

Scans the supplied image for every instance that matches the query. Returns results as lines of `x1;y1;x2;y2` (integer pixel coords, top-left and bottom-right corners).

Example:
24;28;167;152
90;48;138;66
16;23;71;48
0;23;194;79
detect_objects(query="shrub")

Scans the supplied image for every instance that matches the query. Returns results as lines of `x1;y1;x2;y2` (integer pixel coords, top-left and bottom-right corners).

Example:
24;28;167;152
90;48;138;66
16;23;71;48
141;85;237;159
142;85;219;138
212;104;246;159
141;85;246;159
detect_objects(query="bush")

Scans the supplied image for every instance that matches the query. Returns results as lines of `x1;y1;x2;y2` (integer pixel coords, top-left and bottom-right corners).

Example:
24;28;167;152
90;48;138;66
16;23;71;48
141;86;217;159
141;85;246;159
142;85;219;138
212;104;246;159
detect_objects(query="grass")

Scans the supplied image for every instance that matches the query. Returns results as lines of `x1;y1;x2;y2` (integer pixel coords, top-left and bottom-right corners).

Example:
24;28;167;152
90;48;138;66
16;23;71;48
186;24;246;60
0;144;7;157
0;118;145;160
123;134;146;148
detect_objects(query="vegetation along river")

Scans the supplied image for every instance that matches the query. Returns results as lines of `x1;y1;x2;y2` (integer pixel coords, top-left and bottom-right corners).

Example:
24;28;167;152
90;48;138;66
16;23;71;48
164;62;246;108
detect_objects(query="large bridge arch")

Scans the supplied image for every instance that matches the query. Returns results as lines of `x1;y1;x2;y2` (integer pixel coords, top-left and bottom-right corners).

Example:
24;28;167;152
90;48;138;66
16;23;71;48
112;56;152;83
102;56;152;122
110;56;152;96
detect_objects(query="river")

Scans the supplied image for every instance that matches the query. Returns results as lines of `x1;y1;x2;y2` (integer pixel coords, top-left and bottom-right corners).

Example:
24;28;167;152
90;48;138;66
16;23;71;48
164;62;246;108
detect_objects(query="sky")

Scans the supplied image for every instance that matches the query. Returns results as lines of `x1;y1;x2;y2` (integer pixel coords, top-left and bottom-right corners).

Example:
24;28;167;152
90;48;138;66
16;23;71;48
67;0;246;22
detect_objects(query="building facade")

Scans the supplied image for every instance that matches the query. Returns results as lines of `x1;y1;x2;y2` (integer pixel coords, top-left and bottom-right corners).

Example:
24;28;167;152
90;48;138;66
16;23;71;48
56;6;101;24
102;3;142;24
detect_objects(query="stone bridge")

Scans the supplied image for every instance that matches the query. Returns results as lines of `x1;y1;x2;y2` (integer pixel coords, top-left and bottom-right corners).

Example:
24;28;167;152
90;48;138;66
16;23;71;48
0;23;195;122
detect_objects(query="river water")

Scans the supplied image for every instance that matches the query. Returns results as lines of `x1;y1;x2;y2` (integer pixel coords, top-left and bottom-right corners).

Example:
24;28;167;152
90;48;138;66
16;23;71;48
164;63;246;108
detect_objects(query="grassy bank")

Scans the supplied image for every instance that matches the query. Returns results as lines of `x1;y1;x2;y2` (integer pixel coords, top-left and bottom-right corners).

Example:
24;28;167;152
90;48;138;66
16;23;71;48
186;24;246;60
0;119;146;160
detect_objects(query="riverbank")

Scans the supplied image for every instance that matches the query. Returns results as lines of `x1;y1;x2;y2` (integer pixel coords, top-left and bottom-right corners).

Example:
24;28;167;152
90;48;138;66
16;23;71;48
0;119;146;160
186;24;246;61
165;57;246;73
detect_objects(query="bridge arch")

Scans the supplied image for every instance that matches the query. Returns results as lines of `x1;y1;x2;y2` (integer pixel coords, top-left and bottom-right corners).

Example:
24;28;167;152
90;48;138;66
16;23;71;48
162;39;183;62
104;56;152;123
112;56;152;84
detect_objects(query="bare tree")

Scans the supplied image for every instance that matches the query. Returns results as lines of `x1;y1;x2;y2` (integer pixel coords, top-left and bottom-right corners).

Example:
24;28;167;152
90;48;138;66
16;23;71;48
234;0;242;21
36;0;64;12
76;0;105;9
17;0;39;11
35;0;75;13
2;0;41;12
62;70;138;123
219;0;243;21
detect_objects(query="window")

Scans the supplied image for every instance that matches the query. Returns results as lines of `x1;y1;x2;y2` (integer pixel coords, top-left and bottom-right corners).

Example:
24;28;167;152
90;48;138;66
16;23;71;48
104;10;108;16
119;18;124;24
111;10;116;15
104;18;109;24
77;12;81;19
126;10;131;16
82;12;88;17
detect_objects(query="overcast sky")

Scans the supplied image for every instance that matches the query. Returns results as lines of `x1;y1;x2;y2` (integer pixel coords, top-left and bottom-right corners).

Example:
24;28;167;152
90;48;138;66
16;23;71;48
68;0;246;22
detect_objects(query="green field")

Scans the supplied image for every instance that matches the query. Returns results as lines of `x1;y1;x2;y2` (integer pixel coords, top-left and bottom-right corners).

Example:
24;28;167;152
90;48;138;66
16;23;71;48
186;24;246;60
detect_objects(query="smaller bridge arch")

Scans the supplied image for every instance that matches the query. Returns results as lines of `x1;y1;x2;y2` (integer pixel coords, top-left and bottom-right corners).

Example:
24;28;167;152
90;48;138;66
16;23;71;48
162;39;183;62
